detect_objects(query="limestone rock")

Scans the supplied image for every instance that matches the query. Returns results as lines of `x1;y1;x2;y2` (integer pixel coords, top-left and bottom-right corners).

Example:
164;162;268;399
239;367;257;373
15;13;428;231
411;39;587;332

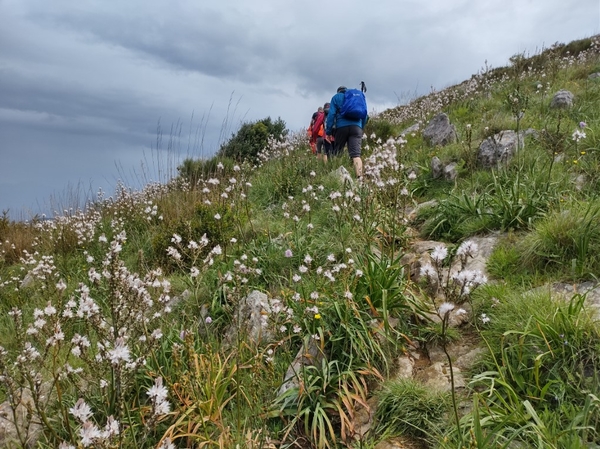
278;338;326;396
533;282;600;318
452;235;499;276
431;158;458;181
405;199;437;223
400;123;420;136
20;273;34;289
477;130;525;168
394;355;415;380
0;388;43;448
431;156;443;179
443;162;458;181
422;113;457;147
223;290;277;346
550;90;574;109
414;361;465;391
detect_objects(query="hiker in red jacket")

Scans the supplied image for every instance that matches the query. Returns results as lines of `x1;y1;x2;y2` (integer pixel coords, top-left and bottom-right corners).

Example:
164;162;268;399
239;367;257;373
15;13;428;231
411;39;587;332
308;107;324;155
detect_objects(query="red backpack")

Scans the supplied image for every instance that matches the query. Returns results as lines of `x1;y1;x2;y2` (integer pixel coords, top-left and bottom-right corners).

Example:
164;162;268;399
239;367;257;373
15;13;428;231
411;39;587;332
311;111;325;140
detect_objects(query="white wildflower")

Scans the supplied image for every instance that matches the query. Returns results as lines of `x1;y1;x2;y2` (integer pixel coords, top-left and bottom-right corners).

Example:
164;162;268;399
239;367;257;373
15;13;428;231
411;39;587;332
438;302;455;317
107;338;130;365
157;438;176;449
69;398;93;422
431;245;448;262
79;421;101;447
419;264;437;279
457;240;478;257
147;377;168;403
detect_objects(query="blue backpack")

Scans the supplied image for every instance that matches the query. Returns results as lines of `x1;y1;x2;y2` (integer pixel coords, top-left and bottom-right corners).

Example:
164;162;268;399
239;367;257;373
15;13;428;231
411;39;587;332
339;88;367;121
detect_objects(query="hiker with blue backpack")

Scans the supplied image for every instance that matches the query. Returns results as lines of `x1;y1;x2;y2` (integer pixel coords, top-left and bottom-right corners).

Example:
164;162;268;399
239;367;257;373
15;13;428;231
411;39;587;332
325;82;368;179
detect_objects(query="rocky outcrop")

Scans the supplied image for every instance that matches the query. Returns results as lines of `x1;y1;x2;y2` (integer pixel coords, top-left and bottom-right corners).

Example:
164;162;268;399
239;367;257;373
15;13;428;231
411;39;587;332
400;123;420;136
431;157;458;181
443;162;458;181
550;90;574;109
0;388;43;448
477;130;525;168
278;338;326;396
400;235;499;286
223;290;277;346
531;281;600;317
422;113;457;147
431;156;443;179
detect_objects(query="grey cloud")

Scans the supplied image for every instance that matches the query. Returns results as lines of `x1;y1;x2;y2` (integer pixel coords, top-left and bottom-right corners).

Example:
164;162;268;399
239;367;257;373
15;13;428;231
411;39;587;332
0;67;171;140
30;7;283;82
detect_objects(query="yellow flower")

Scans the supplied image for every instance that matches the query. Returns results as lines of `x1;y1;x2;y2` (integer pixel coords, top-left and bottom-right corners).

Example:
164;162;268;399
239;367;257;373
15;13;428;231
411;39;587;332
314;314;321;320
580;151;586;155
573;160;578;164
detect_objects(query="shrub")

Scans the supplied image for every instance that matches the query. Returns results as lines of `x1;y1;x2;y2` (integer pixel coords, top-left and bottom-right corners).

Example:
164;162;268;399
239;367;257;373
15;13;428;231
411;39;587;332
249;146;319;207
151;202;236;270
176;156;237;188
364;117;398;142
463;292;600;447
520;200;600;279
272;357;376;449
218;117;287;163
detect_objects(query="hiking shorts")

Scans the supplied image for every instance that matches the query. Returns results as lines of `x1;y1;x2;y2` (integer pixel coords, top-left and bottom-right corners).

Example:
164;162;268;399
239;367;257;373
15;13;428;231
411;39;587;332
316;137;325;154
323;139;334;157
334;125;363;159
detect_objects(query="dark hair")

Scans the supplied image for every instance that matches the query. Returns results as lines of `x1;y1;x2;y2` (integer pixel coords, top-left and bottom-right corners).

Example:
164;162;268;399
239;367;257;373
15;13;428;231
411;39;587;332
337;86;347;93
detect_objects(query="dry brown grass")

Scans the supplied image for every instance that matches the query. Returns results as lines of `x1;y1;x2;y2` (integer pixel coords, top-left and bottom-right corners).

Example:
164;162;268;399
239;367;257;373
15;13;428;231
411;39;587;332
0;216;40;265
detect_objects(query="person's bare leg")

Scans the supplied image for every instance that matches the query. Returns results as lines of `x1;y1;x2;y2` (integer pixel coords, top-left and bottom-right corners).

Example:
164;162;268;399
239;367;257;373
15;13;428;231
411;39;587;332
352;157;363;178
323;154;328;163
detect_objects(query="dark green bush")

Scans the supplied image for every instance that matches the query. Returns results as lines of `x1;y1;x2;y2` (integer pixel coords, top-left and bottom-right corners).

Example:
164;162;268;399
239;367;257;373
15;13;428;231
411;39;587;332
218;117;287;163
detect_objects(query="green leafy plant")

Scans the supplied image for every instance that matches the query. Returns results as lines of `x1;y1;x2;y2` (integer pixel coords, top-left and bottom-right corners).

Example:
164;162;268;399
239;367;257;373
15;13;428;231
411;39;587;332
374;378;449;441
520;200;600;279
272;357;375;449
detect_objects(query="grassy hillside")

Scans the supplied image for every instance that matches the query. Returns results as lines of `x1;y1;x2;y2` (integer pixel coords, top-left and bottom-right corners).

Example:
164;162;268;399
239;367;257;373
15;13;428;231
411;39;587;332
1;35;600;448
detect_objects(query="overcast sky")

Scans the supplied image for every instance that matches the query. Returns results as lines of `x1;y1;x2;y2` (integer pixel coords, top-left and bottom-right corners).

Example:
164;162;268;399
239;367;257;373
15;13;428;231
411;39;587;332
1;0;598;219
